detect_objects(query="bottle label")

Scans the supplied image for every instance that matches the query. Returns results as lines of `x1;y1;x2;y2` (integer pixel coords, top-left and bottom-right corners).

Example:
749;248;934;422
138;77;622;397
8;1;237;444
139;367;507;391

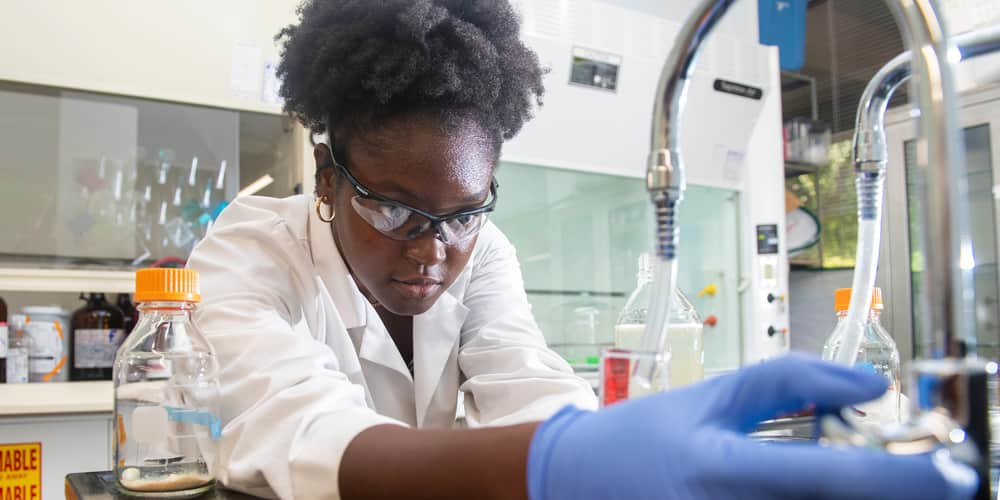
74;329;125;368
0;326;8;357
27;321;64;380
7;349;29;383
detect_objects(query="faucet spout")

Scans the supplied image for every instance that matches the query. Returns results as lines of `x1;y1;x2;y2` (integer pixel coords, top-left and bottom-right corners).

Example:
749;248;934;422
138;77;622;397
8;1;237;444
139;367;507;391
854;24;1000;173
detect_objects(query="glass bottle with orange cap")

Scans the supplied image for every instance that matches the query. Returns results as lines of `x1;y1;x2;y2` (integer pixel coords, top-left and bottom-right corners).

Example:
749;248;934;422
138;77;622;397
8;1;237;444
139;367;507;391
821;287;901;425
113;268;221;498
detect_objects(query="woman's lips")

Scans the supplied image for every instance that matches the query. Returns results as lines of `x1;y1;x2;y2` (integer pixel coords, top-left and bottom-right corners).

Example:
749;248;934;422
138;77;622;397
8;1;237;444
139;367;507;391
390;278;442;299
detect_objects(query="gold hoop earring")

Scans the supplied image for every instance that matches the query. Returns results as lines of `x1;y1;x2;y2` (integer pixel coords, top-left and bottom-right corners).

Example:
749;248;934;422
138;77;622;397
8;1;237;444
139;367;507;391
315;195;336;223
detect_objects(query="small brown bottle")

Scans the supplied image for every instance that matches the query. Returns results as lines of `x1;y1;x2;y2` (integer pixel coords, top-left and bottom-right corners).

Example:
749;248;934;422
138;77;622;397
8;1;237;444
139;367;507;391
115;294;137;336
70;293;125;381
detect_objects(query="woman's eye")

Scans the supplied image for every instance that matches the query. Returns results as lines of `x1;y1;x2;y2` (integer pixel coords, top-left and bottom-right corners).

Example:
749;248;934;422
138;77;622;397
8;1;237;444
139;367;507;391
454;214;479;227
379;204;406;218
376;204;410;228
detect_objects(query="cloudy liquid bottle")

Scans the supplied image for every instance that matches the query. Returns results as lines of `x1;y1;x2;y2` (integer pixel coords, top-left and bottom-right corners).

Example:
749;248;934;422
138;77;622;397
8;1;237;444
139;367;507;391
614;254;704;389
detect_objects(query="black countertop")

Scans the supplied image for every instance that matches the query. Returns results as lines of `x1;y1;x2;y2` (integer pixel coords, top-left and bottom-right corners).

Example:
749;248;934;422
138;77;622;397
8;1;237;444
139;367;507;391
65;472;259;500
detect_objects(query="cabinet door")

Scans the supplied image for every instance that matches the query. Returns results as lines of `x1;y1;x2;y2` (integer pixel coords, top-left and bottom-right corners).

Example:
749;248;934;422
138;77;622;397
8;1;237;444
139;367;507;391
883;86;1000;360
0;81;304;270
0;414;112;500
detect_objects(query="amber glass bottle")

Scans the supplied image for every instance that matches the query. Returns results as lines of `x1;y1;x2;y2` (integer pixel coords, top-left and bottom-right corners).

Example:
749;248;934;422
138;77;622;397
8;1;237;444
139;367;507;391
70;293;125;381
116;294;137;336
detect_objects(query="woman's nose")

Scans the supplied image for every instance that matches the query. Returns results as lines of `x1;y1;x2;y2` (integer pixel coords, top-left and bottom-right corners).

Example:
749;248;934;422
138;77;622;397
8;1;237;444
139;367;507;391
404;231;447;266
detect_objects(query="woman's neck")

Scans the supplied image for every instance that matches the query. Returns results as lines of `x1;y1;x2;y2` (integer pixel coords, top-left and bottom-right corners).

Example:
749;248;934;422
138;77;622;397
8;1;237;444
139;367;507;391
331;223;414;368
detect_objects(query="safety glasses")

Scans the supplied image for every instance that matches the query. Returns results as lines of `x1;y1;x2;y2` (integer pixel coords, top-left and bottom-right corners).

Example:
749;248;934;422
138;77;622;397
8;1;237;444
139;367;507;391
329;156;498;244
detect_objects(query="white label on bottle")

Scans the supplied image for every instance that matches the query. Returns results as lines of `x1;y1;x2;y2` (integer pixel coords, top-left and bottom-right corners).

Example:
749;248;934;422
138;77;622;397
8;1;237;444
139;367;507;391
0;326;8;357
74;329;125;368
133;405;169;445
27;321;64;380
6;349;29;383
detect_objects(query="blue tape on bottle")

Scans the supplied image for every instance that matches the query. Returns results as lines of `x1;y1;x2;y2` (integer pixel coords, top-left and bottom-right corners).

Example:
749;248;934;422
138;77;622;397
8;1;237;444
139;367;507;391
856;361;876;374
165;406;222;439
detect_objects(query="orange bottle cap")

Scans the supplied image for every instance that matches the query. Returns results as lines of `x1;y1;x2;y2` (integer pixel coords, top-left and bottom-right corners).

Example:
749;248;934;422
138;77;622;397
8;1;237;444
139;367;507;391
834;287;883;312
134;268;201;303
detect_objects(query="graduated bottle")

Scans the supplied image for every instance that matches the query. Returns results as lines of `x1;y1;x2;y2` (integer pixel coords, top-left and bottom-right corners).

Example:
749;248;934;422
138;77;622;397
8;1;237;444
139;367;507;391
614;253;704;388
114;268;221;497
821;287;901;424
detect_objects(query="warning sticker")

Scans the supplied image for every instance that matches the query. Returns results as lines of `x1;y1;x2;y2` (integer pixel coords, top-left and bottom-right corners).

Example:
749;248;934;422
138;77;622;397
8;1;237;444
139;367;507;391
0;443;41;500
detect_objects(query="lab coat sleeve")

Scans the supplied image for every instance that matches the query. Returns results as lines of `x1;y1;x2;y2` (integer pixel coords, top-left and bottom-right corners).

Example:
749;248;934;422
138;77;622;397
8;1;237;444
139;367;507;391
188;205;402;500
458;224;598;427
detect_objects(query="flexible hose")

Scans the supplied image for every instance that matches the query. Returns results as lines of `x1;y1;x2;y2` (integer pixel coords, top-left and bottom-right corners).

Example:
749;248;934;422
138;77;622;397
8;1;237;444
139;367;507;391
634;195;680;386
834;171;885;366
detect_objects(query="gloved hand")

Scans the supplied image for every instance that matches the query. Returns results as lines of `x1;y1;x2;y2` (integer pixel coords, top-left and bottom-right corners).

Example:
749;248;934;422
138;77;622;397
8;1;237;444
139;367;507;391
528;353;977;500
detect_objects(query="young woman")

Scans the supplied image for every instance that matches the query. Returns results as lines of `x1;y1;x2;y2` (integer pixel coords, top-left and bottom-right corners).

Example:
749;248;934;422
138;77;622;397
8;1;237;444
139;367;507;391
187;1;974;499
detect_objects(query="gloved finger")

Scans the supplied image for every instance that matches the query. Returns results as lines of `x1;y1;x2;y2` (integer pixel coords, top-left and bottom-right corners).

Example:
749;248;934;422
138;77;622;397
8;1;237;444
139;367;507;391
716;353;888;431
702;437;977;500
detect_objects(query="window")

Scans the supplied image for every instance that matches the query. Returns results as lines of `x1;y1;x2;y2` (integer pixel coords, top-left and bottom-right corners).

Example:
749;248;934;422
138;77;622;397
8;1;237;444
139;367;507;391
786;137;858;269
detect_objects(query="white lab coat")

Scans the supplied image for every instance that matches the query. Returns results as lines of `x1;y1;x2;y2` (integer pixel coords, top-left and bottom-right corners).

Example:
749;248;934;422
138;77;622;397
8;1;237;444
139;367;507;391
186;194;596;499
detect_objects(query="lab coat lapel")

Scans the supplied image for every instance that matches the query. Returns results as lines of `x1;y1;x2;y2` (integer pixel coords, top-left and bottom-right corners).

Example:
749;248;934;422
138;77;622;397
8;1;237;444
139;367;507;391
307;197;365;331
413;291;468;427
306;197;367;379
358;302;414;382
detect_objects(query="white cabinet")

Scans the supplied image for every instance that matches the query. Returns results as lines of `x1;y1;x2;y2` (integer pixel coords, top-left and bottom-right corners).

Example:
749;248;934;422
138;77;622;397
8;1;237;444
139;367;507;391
0;382;113;500
0;1;299;114
0;415;112;500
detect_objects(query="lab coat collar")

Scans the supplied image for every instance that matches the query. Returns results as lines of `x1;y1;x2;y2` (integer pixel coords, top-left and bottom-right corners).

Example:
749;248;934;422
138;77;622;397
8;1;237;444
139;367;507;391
355;301;413;383
414;290;468;426
307;198;366;330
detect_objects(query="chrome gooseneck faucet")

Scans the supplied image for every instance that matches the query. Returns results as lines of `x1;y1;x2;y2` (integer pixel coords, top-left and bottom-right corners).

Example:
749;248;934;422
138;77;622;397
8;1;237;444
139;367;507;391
646;1;993;497
854;25;1000;174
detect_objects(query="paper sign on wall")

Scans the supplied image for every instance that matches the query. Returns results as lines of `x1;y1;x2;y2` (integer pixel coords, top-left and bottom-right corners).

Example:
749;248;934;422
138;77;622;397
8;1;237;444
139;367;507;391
231;44;263;96
0;443;41;500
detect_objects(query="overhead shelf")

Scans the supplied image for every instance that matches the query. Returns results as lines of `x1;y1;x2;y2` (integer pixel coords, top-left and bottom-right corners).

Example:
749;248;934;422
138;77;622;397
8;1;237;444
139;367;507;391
0;268;134;293
0;381;112;416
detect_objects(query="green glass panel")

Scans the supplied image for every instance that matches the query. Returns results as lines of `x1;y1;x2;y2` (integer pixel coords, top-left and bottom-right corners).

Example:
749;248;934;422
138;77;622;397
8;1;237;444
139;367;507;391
492;161;742;371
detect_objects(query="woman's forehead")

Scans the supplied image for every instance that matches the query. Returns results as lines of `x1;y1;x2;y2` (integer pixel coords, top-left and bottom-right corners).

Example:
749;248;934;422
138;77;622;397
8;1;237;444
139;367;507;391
344;117;495;209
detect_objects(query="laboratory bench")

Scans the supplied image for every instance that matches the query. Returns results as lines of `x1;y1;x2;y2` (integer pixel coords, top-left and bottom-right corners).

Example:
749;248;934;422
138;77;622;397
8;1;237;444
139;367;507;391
65;472;258;500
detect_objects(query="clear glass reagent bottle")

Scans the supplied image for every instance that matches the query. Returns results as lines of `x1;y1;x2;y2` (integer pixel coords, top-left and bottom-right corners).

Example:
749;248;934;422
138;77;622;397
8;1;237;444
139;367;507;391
114;268;221;498
821;287;901;424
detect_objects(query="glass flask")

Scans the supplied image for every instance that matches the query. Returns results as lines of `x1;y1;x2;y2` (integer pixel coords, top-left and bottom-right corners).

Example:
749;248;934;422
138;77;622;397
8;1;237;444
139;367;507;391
614;253;704;388
114;268;220;498
822;287;901;425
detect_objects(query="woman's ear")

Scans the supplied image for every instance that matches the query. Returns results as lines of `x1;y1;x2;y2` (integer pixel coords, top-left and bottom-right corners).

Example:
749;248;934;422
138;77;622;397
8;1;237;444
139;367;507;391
313;143;337;196
313;142;333;169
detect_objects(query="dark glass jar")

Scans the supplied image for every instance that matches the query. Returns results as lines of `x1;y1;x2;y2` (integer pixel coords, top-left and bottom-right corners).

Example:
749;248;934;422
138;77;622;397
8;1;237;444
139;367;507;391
70;293;125;381
115;294;137;336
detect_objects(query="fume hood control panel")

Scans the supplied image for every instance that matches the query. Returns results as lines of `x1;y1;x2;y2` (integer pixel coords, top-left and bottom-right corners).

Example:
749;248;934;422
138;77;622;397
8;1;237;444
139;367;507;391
755;224;789;356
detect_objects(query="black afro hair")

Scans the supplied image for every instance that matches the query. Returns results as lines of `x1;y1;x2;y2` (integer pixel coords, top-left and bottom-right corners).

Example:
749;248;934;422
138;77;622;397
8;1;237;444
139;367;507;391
275;0;545;147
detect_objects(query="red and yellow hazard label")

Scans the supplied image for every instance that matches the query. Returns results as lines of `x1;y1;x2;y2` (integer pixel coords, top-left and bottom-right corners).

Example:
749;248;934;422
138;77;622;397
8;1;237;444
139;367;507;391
0;443;41;500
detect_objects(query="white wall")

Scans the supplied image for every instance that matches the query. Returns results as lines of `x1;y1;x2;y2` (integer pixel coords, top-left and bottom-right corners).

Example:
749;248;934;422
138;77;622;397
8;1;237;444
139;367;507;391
0;0;299;113
505;0;770;183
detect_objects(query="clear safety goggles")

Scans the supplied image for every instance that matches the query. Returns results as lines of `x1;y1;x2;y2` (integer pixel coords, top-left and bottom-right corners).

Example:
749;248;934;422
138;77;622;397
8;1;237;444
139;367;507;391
330;156;497;244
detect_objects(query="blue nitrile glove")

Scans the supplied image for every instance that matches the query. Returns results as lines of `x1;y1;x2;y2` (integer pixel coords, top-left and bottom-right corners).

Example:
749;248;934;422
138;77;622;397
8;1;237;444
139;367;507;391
528;353;977;500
